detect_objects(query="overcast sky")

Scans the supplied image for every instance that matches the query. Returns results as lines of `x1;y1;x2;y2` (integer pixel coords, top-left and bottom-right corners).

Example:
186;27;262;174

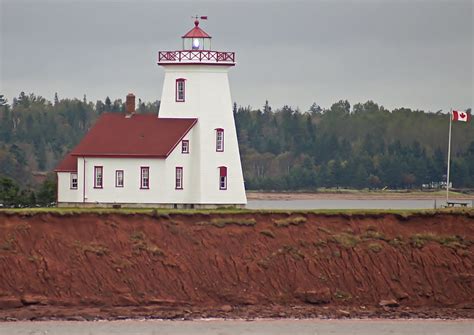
1;0;472;112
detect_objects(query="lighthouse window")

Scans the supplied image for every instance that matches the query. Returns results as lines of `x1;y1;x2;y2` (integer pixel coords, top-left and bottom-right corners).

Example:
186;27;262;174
216;128;224;152
182;140;189;153
219;166;227;190
70;173;78;189
175;167;183;190
94;166;103;189
140;167;150;189
175;79;185;102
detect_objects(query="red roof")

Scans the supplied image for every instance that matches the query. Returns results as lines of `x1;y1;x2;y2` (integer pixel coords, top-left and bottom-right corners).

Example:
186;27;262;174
182;20;211;38
55;113;197;172
55;152;77;172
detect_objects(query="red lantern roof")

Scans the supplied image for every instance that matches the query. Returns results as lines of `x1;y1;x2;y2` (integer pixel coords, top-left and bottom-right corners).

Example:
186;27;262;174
182;20;211;39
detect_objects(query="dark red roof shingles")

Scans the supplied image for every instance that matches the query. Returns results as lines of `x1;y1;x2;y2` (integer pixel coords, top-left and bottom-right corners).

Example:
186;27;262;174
55;153;77;172
55;113;197;172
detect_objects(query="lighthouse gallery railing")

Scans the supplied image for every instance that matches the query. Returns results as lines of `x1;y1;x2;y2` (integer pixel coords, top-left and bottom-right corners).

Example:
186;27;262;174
158;50;235;64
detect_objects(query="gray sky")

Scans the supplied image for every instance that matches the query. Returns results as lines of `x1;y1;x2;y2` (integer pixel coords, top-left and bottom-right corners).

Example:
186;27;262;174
1;0;472;112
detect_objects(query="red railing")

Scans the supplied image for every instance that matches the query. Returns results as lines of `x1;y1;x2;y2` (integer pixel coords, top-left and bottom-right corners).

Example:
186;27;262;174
158;50;235;64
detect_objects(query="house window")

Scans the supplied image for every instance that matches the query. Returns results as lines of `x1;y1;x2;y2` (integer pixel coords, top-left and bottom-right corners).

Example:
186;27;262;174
176;78;185;102
219;166;227;190
216;128;224;152
140;167;149;189
115;170;124;187
70;173;78;189
175;167;183;190
182;140;189;154
94;166;103;188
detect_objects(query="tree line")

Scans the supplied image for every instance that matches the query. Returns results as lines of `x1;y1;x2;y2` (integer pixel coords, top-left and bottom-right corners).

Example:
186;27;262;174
236;101;473;190
0;92;472;206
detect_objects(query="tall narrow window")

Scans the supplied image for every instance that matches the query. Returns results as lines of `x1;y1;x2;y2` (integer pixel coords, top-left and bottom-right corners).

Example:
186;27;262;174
94;166;103;189
140;167;149;189
175;78;185;102
70;173;78;189
115;170;124;188
182;140;189;154
175;167;183;190
219;166;227;190
216;128;224;152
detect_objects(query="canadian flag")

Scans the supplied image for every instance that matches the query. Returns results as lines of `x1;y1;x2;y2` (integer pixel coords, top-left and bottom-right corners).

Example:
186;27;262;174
452;110;470;122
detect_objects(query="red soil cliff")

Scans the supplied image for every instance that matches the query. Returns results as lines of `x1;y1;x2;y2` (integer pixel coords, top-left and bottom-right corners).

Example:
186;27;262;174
0;211;473;320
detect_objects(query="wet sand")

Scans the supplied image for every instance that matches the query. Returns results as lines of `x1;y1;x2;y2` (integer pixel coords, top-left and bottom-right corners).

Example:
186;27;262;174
1;319;473;335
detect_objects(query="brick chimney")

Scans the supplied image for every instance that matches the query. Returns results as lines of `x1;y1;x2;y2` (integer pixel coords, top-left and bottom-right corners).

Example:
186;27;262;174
125;93;135;116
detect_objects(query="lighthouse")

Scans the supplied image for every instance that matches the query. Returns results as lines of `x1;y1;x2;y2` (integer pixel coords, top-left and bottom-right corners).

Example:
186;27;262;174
54;18;246;208
157;18;247;206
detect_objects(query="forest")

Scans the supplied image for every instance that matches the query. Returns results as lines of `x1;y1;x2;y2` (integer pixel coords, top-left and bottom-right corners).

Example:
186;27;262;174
0;92;473;206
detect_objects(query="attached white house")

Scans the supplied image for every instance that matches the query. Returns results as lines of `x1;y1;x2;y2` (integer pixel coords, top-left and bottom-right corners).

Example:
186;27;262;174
55;19;247;208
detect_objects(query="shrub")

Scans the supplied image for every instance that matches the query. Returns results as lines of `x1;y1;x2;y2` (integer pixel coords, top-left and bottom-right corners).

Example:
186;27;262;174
368;242;383;253
334;290;352;301
260;230;275;238
273;216;307;227
130;231;145;242
199;218;257;228
332;233;360;248
362;230;388;241
77;242;109;256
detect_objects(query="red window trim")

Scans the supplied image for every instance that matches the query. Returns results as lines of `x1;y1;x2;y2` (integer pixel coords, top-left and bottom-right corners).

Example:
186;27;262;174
94;166;103;189
216;128;224;152
70;172;78;190
140;166;150;189
175;166;183;190
219;166;227;190
181;140;189;154
115;170;124;188
175;78;186;102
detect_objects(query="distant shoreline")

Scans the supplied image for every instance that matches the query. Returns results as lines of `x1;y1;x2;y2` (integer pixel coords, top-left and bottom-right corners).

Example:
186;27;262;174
246;191;474;201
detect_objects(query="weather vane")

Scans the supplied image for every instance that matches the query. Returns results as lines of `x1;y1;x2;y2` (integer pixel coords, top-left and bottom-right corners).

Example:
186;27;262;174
192;15;208;21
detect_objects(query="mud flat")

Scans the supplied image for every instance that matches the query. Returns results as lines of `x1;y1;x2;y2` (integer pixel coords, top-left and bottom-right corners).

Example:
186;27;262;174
0;210;473;320
247;191;474;200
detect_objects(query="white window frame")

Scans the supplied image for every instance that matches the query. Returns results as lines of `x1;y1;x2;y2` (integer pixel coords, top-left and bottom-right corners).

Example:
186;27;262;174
70;173;78;189
140;167;150;189
94;166;103;189
176;79;185;102
175;167;183;190
182;140;189;154
115;170;124;188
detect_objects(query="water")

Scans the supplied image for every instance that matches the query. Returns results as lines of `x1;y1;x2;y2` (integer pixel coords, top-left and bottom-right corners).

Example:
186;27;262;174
0;319;472;335
247;199;473;210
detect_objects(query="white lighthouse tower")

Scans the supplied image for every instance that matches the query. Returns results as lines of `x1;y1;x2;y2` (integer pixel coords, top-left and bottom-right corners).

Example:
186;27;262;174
157;17;247;206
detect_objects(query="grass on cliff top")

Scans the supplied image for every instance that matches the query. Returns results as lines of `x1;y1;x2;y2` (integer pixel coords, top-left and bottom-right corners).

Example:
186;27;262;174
0;207;472;216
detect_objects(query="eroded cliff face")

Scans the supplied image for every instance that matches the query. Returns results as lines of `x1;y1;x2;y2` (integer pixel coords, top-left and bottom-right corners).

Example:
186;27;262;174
0;211;473;320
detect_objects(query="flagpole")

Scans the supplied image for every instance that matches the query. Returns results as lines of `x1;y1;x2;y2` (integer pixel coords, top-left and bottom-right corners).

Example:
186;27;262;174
446;109;452;204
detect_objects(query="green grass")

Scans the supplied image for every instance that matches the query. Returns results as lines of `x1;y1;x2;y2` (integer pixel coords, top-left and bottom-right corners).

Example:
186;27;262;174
1;207;472;216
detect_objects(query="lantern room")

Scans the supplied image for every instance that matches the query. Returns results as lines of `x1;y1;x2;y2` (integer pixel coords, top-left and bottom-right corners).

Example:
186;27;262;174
182;19;211;51
158;17;235;66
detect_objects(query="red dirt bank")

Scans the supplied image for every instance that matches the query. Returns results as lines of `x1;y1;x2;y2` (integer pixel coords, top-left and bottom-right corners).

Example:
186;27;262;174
0;211;473;320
